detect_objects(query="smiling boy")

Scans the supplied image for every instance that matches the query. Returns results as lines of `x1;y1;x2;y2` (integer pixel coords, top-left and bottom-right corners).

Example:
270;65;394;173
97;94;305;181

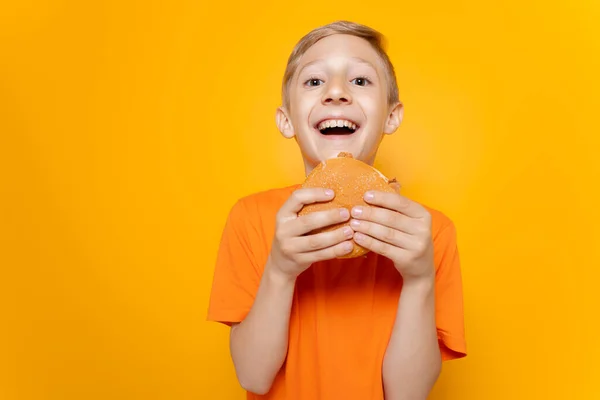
207;21;466;400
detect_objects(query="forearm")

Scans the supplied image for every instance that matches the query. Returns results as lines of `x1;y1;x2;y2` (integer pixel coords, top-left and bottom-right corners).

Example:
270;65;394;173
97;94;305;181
382;277;441;400
229;260;295;395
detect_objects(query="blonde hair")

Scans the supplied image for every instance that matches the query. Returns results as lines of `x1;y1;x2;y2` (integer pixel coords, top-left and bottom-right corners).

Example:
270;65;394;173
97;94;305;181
281;20;399;108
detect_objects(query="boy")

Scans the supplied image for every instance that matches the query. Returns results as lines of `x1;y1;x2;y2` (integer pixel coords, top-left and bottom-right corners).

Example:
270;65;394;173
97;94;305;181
207;21;466;400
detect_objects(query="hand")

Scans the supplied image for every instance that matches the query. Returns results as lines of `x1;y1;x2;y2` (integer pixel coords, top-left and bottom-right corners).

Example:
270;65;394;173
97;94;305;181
350;191;434;282
268;188;354;280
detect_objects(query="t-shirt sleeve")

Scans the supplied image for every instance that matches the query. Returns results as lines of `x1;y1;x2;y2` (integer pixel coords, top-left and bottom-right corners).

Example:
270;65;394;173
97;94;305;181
434;220;467;361
207;199;262;326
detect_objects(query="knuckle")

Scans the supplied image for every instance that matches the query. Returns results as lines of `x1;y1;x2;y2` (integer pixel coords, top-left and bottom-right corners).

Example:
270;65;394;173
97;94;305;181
383;227;396;243
292;189;308;204
377;242;390;258
416;223;429;236
291;191;301;203
385;214;396;226
274;229;285;243
294;253;307;264
415;239;428;253
300;215;315;231
280;241;294;257
364;222;375;236
422;209;432;222
275;210;284;222
307;235;320;250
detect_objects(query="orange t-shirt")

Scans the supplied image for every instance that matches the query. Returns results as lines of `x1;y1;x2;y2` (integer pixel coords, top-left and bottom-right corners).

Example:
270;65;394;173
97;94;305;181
207;185;466;400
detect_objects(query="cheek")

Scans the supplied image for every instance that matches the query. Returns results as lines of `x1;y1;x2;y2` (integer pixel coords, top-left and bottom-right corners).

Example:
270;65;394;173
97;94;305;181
291;94;314;117
290;109;308;130
291;102;316;128
362;99;388;125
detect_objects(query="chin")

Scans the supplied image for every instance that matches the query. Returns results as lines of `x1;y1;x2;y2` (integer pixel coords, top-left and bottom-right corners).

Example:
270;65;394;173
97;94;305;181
323;145;367;161
298;132;378;164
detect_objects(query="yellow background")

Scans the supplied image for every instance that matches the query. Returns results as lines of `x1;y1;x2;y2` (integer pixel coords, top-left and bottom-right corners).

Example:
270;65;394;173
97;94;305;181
1;0;599;399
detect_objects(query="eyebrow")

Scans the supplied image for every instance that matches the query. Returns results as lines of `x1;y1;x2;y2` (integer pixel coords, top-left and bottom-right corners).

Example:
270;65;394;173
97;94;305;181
297;57;379;79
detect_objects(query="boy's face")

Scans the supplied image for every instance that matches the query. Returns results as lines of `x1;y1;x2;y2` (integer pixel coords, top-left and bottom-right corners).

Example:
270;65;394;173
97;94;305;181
277;34;403;174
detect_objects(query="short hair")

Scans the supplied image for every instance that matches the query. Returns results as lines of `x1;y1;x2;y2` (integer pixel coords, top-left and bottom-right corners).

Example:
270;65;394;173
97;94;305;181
281;20;400;108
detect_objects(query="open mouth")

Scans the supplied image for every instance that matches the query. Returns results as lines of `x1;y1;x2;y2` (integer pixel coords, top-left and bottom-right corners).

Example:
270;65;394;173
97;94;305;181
316;119;359;135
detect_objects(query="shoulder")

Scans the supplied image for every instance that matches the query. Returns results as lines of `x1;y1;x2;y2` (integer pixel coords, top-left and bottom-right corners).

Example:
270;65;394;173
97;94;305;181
227;184;300;225
422;204;457;242
234;184;299;211
420;203;461;274
218;185;299;266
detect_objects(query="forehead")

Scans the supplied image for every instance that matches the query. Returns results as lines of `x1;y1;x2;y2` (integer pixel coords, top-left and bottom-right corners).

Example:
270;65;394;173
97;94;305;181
297;34;383;72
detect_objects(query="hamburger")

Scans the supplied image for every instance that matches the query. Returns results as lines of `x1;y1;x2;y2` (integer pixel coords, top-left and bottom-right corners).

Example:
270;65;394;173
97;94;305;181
298;152;399;258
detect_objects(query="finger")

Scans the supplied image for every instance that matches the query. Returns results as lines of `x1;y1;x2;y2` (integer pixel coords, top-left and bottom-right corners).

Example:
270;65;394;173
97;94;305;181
280;188;335;217
296;240;355;264
353;232;403;261
363;191;429;219
287;207;350;236
351;205;417;235
293;225;354;252
350;219;411;248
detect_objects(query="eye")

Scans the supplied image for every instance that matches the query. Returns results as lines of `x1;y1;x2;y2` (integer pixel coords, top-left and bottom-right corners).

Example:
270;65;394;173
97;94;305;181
305;78;324;87
351;77;371;86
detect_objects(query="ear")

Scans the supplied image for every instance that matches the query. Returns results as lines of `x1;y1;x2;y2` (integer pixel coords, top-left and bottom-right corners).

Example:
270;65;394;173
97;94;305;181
383;101;404;135
276;107;295;139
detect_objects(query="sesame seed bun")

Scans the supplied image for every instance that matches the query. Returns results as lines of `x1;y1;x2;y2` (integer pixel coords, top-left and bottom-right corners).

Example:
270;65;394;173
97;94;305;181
298;152;399;259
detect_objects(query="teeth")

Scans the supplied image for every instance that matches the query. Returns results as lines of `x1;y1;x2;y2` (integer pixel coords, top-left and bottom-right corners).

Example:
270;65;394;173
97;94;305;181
318;119;358;131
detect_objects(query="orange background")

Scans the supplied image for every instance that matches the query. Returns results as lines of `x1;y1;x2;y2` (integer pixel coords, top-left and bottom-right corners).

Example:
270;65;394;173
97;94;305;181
1;1;599;399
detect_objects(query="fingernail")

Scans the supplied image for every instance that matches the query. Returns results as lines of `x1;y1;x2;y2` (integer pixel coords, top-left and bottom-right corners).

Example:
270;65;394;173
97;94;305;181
343;227;353;237
364;192;374;201
340;208;350;219
343;242;353;252
325;189;334;197
352;206;363;217
354;232;365;242
350;219;360;228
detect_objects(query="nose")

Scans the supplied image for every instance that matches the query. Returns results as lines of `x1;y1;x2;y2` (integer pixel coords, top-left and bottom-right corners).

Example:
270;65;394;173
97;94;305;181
322;78;352;105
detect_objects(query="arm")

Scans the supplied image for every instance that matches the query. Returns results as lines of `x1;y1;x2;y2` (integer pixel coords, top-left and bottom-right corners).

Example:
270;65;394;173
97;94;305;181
382;276;441;399
229;188;353;394
229;262;295;395
350;190;446;399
